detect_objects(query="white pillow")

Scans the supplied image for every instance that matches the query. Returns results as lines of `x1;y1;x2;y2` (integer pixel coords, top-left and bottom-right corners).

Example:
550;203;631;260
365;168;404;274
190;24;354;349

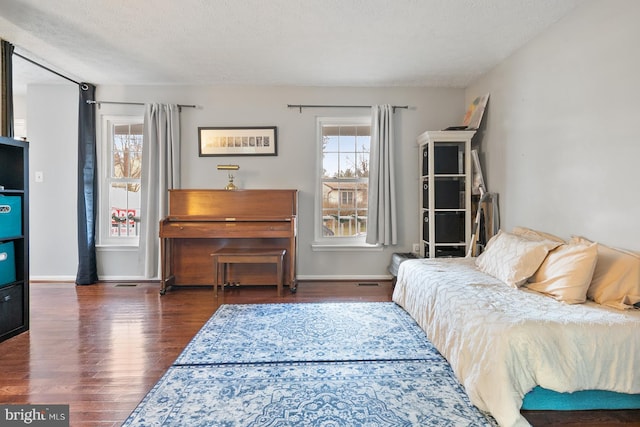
526;241;598;304
476;230;562;288
572;236;640;309
511;226;565;243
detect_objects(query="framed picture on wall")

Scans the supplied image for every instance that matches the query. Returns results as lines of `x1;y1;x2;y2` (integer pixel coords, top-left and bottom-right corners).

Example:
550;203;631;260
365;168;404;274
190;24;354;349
198;126;278;156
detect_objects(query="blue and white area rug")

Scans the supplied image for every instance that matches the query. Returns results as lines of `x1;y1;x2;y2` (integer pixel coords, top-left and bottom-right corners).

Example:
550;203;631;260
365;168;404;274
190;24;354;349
175;302;441;365
123;302;497;426
123;361;495;426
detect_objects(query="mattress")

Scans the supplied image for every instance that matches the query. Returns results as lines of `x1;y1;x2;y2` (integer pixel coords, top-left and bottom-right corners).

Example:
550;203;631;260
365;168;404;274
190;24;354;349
392;257;640;427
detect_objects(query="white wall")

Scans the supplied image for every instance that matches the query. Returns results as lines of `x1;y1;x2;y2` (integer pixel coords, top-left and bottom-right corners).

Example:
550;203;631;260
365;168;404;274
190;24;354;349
27;84;78;279
28;84;465;280
12;94;25;129
466;0;640;251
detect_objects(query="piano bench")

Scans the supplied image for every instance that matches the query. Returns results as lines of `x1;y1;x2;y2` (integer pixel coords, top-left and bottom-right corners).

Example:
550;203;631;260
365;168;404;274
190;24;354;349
212;248;287;297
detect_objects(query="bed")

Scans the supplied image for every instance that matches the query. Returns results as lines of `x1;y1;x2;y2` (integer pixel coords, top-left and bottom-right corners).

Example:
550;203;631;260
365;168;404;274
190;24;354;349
392;228;640;427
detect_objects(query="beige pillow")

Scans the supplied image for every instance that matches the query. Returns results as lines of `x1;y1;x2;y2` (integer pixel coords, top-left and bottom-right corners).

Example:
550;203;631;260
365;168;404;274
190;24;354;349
571;236;640;309
476;230;562;288
511;226;565;243
526;241;598;304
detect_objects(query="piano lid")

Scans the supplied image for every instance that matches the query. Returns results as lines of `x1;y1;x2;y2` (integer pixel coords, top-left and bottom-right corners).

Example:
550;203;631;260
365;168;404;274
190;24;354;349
168;189;297;218
164;215;292;222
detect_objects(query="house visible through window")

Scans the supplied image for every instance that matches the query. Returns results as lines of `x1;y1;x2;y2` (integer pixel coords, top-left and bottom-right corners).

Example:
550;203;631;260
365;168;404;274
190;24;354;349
317;117;371;241
100;117;143;245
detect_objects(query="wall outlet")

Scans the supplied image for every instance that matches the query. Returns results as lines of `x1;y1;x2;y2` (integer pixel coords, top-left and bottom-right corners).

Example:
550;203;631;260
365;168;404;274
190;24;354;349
412;243;420;253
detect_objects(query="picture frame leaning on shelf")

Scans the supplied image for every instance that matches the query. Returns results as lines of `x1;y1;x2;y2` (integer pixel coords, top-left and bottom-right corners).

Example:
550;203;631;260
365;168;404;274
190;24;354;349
462;93;490;130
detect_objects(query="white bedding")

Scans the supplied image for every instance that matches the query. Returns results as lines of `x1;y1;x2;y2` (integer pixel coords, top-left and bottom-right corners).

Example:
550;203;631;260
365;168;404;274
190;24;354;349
392;257;640;427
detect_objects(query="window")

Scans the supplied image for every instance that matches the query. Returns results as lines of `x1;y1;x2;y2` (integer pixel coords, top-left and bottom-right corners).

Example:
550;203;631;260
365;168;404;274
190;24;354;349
315;117;372;246
99;116;143;246
340;190;354;205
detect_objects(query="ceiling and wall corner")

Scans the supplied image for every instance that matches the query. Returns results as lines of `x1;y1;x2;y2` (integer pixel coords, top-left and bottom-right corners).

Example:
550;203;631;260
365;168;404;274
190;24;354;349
1;0;583;91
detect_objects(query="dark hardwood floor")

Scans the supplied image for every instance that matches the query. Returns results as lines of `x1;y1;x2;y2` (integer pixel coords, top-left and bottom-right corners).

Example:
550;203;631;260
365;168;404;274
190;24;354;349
0;281;637;427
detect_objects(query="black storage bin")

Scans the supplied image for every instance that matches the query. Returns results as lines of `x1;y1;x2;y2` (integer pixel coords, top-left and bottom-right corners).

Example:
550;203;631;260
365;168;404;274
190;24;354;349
434;178;464;209
434;246;466;257
434;145;463;174
422;146;429;175
434;212;465;243
0;284;24;337
422;180;429;208
422;212;429;241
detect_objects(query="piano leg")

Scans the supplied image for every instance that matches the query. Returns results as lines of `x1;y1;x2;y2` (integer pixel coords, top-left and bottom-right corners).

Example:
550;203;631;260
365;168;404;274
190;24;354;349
160;237;175;295
160;237;167;295
213;254;218;298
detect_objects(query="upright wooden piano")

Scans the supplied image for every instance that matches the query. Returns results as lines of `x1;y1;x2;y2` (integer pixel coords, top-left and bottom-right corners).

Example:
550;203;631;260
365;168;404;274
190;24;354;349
159;189;297;295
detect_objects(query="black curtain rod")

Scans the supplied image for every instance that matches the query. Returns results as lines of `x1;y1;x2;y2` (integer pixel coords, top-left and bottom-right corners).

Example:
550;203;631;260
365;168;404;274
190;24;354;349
13;51;83;86
86;100;197;108
287;104;409;113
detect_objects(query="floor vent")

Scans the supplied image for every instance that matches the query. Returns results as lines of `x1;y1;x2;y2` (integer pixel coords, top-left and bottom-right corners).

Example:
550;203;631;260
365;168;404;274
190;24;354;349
357;282;379;287
115;283;138;287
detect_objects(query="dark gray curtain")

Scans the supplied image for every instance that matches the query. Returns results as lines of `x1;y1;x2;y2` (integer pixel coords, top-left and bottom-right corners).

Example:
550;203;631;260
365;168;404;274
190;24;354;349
76;83;98;285
1;40;14;137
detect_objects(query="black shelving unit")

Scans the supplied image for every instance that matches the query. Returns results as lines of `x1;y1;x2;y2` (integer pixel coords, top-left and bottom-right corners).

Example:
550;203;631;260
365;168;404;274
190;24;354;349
0;136;29;342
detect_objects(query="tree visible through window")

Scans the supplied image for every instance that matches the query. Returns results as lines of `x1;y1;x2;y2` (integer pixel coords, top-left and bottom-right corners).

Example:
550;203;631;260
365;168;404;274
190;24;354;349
319;118;371;239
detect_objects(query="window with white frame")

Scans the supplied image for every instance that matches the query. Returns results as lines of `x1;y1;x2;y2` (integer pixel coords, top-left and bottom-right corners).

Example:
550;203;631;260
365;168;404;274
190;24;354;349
316;116;371;243
99;116;143;246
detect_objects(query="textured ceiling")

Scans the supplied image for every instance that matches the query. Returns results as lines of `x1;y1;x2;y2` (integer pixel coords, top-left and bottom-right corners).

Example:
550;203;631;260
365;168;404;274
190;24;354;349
1;0;583;93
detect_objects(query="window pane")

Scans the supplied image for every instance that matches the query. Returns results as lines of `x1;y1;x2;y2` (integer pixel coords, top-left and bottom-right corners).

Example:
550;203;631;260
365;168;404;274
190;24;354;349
321;179;368;237
338;152;355;177
356;134;370;154
355;207;368;234
323;134;339;152
338;134;356;152
109;182;141;237
355;151;369;178
112;126;143;179
323;152;339;178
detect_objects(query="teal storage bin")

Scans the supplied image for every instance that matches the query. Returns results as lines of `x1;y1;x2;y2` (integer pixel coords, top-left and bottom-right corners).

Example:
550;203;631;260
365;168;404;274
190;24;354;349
0;241;16;286
0;195;21;239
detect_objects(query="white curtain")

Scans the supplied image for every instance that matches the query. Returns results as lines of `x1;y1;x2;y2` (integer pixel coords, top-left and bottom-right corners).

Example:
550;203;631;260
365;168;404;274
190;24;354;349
139;103;181;278
366;104;397;246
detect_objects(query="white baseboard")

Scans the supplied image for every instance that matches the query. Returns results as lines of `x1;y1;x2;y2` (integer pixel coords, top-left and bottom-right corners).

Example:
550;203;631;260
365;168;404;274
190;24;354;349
296;274;393;281
29;275;77;282
29;275;156;282
30;275;393;283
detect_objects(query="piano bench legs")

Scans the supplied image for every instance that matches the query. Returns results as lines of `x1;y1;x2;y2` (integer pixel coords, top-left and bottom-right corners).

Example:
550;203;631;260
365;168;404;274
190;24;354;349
212;249;287;297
